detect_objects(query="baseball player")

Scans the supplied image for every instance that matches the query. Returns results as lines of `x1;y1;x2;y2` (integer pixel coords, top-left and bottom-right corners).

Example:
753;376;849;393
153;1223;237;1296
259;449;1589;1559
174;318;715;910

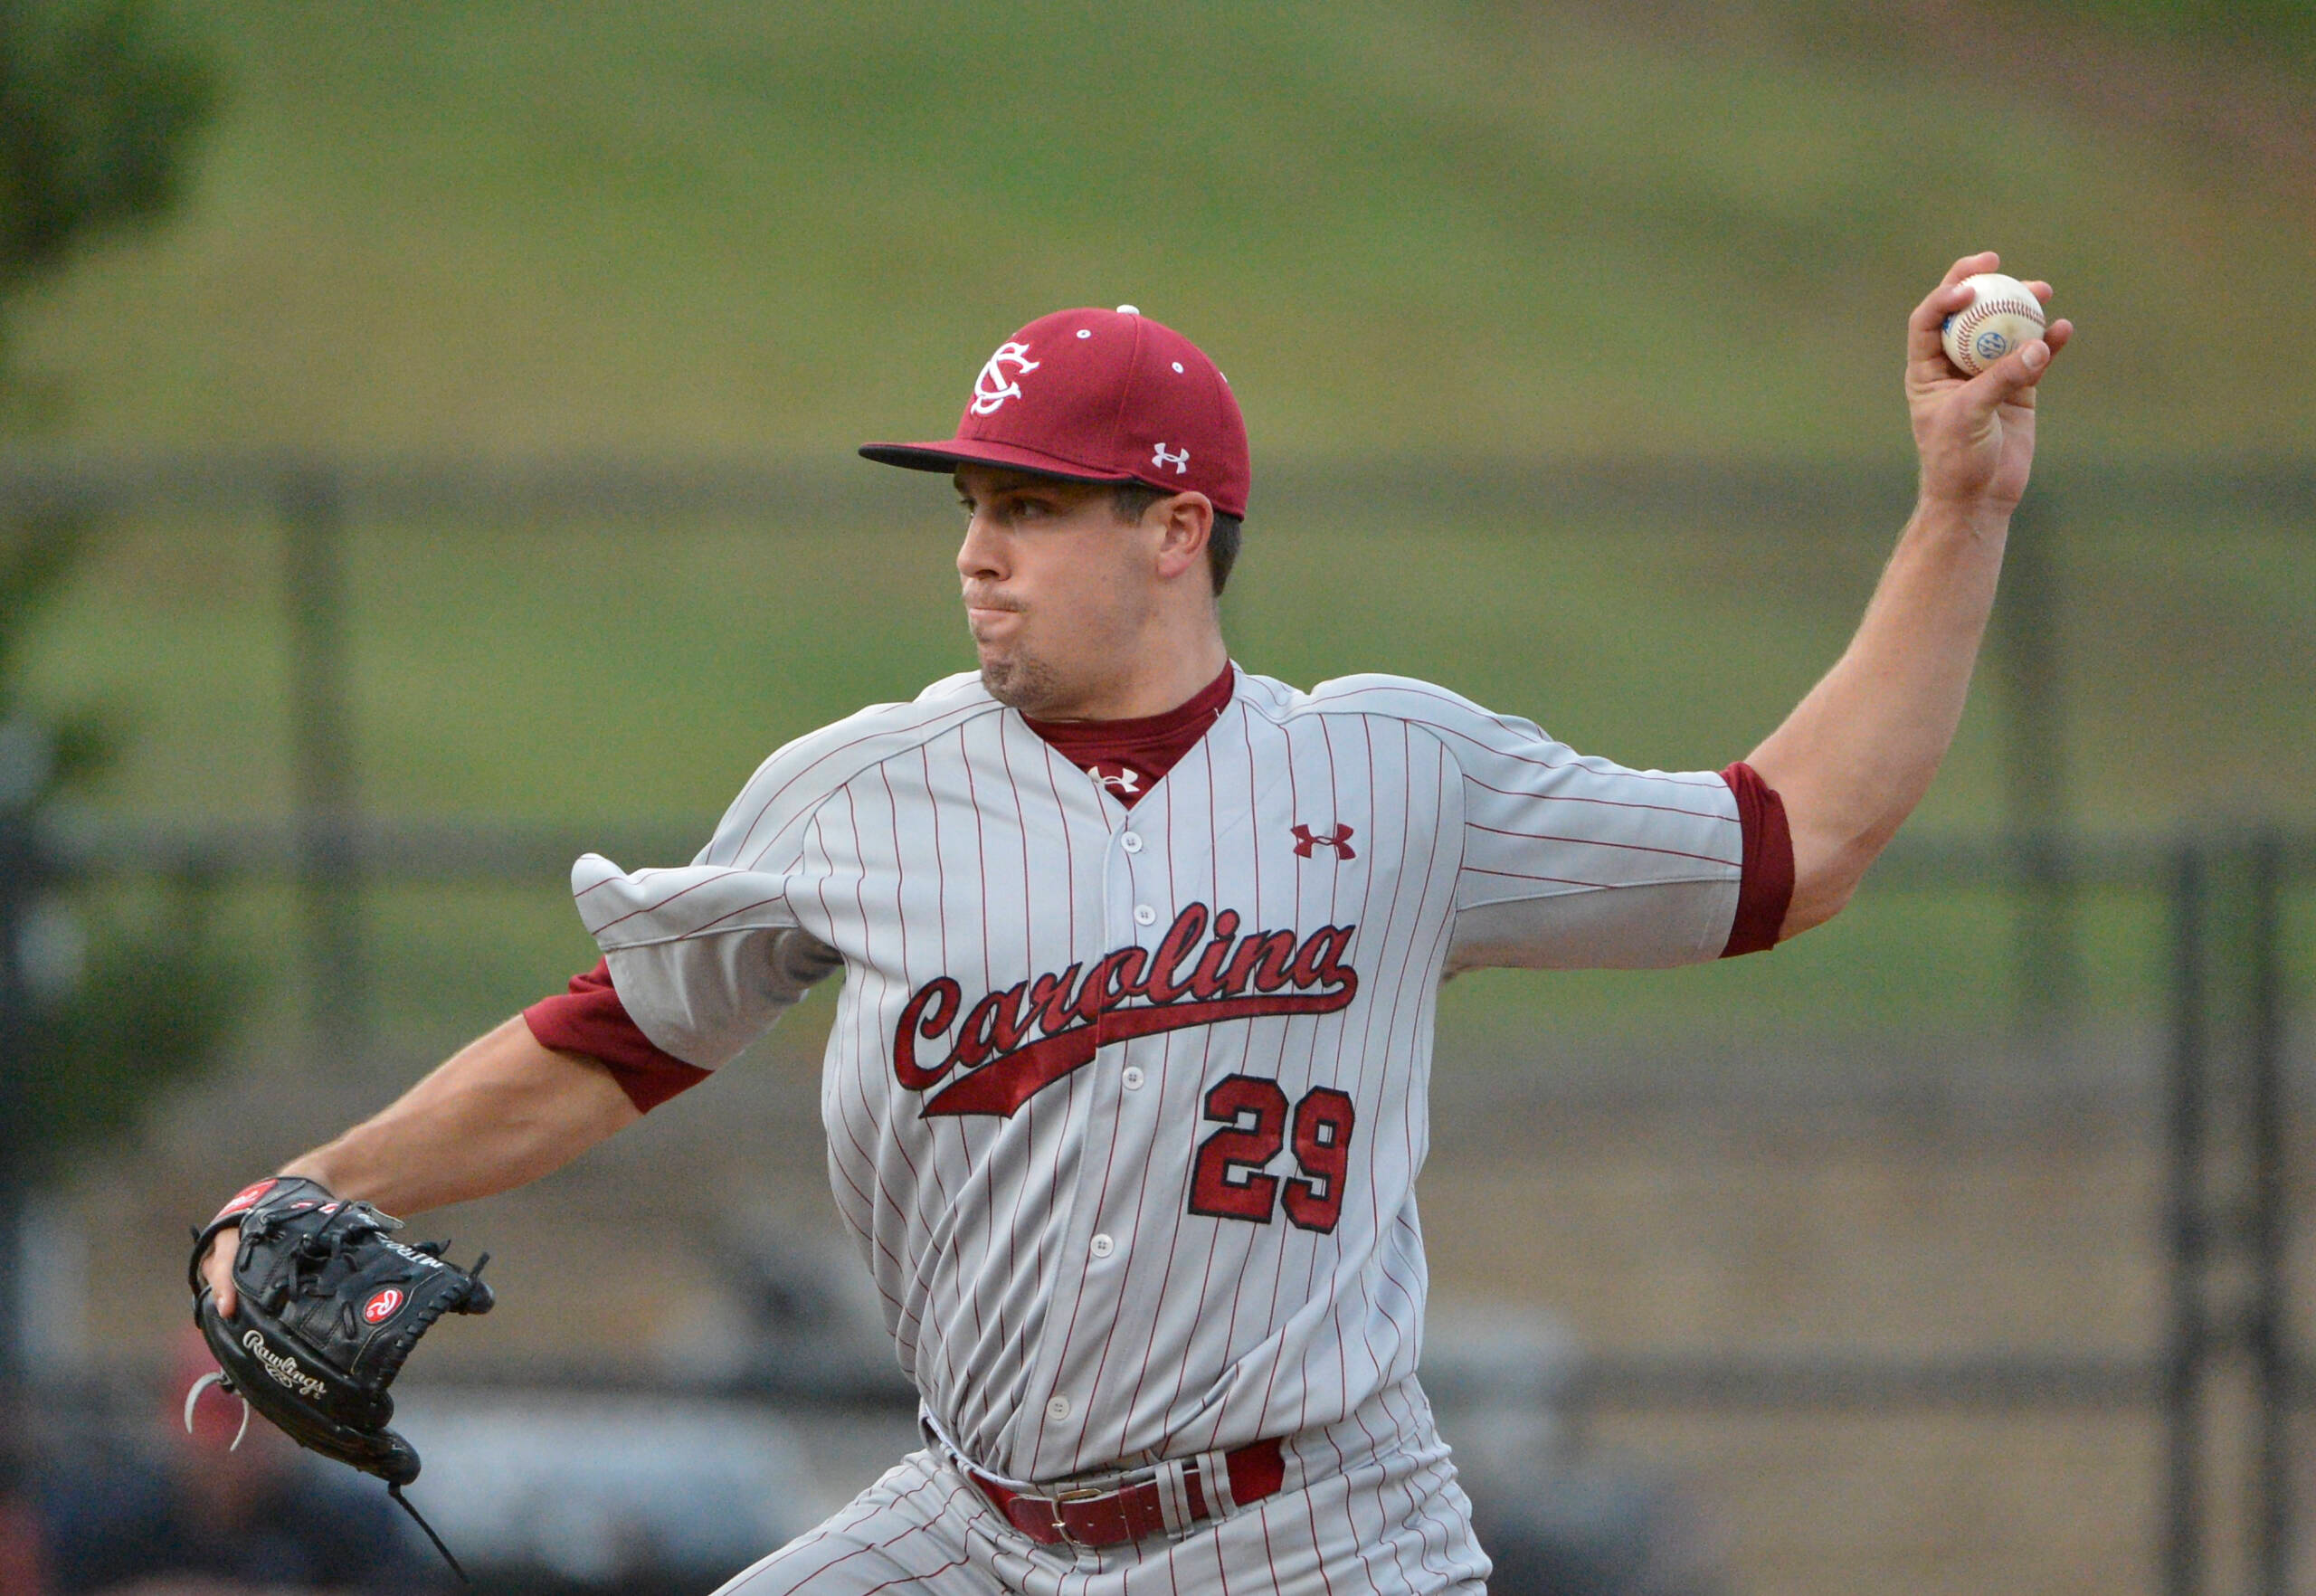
199;255;2067;1592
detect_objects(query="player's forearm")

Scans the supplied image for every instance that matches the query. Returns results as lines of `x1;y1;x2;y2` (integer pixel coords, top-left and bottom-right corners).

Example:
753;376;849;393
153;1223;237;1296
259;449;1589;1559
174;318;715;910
280;1016;641;1216
1745;494;2011;935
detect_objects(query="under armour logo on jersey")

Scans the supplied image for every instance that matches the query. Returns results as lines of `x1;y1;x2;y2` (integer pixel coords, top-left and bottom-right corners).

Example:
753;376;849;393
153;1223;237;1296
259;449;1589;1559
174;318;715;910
1291;823;1356;860
1152;442;1190;474
969;342;1040;415
1087;765;1142;795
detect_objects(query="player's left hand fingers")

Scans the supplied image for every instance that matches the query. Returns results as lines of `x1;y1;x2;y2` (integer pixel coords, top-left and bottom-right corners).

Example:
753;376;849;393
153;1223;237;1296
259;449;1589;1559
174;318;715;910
1906;252;2000;374
202;1228;240;1318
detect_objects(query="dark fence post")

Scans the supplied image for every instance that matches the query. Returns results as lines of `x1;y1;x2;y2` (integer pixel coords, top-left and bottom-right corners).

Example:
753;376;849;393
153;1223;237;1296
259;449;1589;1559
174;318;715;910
1999;495;2076;1027
0;815;30;1403
281;465;364;1055
2248;830;2290;1595
2163;840;2207;1596
0;719;52;1407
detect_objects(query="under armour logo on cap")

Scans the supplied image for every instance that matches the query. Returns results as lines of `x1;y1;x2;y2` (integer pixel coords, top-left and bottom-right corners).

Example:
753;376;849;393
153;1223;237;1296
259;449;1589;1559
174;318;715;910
859;307;1252;518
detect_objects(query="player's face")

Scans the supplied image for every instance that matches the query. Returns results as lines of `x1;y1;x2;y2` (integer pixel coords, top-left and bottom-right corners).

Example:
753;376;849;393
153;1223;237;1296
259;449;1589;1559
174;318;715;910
954;466;1163;717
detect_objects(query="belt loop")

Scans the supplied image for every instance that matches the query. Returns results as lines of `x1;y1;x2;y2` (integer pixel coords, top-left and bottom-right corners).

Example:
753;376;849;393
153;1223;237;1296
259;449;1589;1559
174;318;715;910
1153;1456;1195;1535
1198;1448;1239;1517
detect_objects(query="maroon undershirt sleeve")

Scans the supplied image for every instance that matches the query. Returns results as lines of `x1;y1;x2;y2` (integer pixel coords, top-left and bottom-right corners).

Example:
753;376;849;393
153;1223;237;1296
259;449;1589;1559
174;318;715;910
1718;761;1795;958
523;959;710;1113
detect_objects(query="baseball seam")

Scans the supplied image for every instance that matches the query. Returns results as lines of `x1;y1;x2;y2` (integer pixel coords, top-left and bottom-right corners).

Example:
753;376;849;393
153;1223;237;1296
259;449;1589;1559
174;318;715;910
1945;292;2045;373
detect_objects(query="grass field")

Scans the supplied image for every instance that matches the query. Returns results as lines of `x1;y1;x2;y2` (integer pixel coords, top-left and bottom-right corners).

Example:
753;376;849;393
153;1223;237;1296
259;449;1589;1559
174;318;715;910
7;0;2312;1040
11;1;2316;461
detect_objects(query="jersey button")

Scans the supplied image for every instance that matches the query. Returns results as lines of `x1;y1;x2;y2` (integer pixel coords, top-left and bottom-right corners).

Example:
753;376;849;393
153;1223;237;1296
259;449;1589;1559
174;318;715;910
1046;1396;1072;1422
1121;832;1144;853
1090;1233;1115;1259
1134;904;1157;926
1121;1066;1145;1090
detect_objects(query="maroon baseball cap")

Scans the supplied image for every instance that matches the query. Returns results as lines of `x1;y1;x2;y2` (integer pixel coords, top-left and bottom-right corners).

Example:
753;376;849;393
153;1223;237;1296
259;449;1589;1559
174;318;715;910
860;306;1250;518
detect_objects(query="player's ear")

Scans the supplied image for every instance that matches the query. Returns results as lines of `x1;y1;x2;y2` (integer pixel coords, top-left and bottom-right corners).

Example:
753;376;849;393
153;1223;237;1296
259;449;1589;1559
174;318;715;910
1151;492;1213;583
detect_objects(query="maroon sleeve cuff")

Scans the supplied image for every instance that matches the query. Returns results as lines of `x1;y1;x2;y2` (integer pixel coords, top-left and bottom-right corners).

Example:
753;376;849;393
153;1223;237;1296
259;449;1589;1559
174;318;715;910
1718;761;1794;958
523;958;710;1113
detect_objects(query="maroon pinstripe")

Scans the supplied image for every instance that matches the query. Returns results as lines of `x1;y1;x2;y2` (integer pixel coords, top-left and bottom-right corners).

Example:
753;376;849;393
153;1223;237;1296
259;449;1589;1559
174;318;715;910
564;666;1783;1594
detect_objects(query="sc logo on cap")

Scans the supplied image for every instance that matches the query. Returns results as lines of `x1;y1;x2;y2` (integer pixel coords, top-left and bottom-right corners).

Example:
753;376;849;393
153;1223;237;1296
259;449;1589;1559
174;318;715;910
970;342;1040;416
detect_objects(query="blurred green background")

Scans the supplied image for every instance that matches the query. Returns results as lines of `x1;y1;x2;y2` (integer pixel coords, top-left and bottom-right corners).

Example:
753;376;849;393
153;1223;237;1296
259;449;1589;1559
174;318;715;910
14;0;2316;461
6;5;2313;1593
11;0;2311;1055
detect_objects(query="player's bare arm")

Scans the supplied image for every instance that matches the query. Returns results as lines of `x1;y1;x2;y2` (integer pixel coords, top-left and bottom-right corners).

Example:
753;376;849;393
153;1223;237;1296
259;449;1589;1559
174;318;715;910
1745;251;2074;937
198;1020;636;1316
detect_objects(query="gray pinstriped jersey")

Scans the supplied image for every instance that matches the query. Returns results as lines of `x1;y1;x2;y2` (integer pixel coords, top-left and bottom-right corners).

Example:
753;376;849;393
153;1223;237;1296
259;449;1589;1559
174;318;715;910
572;666;1742;1484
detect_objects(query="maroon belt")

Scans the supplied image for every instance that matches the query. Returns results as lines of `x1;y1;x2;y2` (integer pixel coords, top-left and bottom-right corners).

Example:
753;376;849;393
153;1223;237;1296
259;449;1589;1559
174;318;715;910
954;1439;1286;1549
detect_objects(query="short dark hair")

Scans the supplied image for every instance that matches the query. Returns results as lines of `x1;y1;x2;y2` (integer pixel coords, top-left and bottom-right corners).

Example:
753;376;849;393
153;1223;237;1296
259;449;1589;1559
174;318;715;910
1112;483;1245;596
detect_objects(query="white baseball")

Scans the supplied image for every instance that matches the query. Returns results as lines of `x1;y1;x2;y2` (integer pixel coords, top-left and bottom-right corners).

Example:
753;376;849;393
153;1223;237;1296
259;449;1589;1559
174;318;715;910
1941;271;2046;376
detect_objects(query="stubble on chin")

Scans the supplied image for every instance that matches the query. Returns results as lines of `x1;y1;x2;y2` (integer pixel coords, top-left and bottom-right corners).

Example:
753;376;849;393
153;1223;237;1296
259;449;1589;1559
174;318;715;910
978;651;1065;717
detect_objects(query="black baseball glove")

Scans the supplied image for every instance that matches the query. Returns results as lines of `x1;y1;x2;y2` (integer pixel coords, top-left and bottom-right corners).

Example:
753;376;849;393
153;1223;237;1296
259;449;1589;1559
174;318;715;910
186;1175;493;1572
